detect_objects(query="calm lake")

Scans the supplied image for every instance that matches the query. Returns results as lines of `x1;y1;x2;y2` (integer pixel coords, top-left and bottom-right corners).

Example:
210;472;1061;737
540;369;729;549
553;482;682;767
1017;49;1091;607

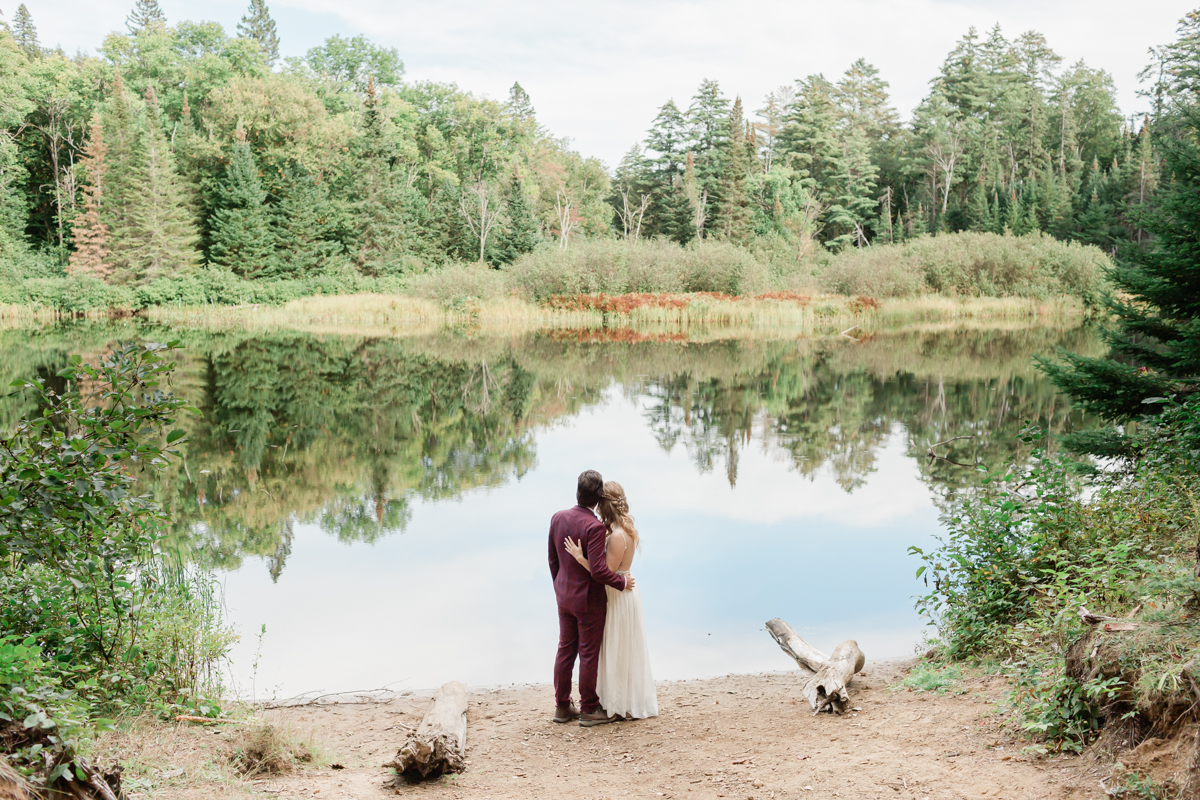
1;322;1101;699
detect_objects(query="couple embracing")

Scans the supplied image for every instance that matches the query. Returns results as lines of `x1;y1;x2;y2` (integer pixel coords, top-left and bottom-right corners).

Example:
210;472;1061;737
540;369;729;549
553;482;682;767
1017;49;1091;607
547;470;658;727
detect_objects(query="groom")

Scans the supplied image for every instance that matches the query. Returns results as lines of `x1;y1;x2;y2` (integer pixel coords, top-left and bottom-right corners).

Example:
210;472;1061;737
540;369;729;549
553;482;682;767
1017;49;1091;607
547;469;634;727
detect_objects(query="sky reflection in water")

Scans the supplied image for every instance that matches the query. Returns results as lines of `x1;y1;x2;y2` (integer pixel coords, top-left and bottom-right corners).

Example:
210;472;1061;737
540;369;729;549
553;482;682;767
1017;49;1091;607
0;323;1095;698
223;386;941;699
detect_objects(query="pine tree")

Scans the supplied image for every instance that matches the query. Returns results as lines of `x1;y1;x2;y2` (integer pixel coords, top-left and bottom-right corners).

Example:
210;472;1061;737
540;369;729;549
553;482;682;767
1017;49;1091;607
506;82;535;124
238;0;280;67
716;98;751;242
126;0;166;33
353;76;413;273
209;130;275;275
1039;109;1200;454
68;114;110;279
686;79;730;232
494;168;540;264
823;124;879;248
778;75;841;205
643;100;692;241
1002;188;1020;234
267;164;345;277
11;4;38;58
129;87;200;281
100;69;148;281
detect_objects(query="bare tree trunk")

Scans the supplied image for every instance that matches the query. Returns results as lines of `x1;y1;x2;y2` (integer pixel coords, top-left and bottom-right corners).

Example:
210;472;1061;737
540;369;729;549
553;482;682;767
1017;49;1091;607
766;618;866;715
385;681;468;780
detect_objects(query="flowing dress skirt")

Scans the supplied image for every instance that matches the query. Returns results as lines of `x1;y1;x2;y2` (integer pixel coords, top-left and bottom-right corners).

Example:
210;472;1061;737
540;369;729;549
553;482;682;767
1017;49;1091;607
597;575;658;719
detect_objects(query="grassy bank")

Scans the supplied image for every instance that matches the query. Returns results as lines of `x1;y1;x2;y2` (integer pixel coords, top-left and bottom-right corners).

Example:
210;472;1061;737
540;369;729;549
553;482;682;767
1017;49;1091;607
133;292;1091;340
0;232;1110;319
913;402;1200;792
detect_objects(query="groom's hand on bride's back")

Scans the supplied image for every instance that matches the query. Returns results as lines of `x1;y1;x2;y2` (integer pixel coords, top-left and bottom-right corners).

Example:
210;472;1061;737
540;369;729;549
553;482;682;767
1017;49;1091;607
624;575;635;591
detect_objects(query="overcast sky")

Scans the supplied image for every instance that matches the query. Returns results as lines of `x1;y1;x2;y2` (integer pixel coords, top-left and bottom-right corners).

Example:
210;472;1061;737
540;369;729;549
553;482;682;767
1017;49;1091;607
23;0;1193;167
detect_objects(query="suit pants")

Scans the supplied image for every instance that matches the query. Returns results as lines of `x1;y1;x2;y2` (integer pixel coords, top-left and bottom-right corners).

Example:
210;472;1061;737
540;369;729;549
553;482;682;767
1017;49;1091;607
555;607;606;713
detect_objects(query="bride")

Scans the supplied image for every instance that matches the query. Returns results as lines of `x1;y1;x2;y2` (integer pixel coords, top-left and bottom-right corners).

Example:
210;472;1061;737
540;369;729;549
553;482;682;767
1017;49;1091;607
564;481;658;720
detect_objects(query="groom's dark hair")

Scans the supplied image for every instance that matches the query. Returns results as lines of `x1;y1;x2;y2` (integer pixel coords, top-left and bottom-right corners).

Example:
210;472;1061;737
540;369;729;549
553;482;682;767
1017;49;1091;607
577;470;603;507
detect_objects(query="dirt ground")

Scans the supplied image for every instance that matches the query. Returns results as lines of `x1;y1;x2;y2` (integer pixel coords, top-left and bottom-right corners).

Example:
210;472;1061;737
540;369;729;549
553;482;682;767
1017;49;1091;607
99;659;1114;800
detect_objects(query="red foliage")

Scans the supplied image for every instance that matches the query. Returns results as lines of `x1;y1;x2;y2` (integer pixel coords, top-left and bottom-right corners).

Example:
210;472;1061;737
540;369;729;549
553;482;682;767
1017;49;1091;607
543;292;739;314
545;328;689;344
752;291;812;305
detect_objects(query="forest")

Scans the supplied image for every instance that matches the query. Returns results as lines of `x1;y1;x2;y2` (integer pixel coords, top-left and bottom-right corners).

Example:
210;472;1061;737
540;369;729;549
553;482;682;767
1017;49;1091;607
0;0;1178;302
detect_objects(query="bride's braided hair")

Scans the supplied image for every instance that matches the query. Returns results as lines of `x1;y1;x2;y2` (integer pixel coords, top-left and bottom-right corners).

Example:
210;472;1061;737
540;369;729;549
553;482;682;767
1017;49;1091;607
598;481;639;549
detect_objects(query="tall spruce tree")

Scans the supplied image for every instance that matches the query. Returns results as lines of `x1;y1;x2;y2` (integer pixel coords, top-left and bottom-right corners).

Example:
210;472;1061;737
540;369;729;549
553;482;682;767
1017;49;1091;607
238;0;280;67
11;4;38;58
267;164;345;277
352;77;412;273
687;79;731;235
99;69;147;281
494;169;540;264
1039;109;1200;454
126;0;166;33
716;98;751;242
209;130;275;275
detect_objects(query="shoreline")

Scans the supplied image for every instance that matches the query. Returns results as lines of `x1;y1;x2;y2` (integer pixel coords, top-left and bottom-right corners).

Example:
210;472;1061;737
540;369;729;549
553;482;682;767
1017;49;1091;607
94;659;1108;799
1;293;1093;339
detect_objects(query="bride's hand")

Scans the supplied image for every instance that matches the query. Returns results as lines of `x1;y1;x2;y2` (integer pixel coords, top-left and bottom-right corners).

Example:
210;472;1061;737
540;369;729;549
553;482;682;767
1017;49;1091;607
563;537;585;562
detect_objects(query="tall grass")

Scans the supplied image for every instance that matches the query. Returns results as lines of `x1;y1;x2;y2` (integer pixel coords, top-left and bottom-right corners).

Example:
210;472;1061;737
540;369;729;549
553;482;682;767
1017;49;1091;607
147;291;1089;340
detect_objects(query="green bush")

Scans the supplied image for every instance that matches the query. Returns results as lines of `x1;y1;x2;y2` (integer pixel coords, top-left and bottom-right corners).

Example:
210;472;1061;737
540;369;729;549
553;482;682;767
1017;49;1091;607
0;343;234;776
817;232;1109;300
402;262;513;304
504;238;775;298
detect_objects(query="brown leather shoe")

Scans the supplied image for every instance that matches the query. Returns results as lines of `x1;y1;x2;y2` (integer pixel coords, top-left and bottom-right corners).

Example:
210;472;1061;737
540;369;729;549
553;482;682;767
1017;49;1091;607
578;709;616;727
553;702;579;723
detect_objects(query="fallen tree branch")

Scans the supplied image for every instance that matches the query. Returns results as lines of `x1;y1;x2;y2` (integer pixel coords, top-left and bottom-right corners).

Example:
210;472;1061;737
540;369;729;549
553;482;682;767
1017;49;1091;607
766;619;865;714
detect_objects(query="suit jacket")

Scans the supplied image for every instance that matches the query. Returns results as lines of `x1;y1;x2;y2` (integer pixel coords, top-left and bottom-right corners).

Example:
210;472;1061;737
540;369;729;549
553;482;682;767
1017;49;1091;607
548;504;628;616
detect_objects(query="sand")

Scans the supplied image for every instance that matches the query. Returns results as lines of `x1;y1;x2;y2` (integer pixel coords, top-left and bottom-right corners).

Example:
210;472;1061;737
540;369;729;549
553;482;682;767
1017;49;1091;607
101;659;1109;800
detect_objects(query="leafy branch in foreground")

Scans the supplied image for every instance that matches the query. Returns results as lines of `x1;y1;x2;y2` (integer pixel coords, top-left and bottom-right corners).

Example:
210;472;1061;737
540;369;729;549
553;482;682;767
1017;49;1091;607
0;342;233;790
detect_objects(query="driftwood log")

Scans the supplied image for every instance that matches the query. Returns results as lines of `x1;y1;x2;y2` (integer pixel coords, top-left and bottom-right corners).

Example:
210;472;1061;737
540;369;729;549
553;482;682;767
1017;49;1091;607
766;618;866;715
385;681;467;780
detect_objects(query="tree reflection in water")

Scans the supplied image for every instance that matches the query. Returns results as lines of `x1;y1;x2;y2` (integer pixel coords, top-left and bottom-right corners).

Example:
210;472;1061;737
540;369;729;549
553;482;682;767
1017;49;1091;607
0;323;1103;579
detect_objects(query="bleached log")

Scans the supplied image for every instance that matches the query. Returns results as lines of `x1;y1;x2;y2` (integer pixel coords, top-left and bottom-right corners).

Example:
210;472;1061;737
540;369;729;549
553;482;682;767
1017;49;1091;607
766;618;866;715
385;681;467;779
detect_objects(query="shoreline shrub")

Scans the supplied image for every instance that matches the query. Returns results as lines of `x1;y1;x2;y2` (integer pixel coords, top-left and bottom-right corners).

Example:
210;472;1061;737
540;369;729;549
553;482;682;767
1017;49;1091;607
817;232;1108;300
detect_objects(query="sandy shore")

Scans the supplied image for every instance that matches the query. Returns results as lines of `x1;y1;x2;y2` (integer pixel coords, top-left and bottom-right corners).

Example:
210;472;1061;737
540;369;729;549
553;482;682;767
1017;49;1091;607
99;659;1108;800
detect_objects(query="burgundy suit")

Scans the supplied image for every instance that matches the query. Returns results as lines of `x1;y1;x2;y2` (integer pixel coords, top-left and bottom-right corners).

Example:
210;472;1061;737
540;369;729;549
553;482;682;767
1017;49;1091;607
548;505;628;713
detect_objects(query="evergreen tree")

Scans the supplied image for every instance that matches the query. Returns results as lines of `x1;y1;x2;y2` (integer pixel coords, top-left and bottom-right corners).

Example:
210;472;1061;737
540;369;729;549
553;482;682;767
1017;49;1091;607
716;98;751;242
126;0;166;33
494;169;540;264
99;69;148;280
68;114;110;278
11;4;38;58
352;77;412;273
642;100;692;241
1039;109;1200;453
209;131;275;275
686;79;730;233
238;0;280;67
1002;188;1020;233
506;83;535;124
824;124;879;248
267;164;345;277
778;75;841;206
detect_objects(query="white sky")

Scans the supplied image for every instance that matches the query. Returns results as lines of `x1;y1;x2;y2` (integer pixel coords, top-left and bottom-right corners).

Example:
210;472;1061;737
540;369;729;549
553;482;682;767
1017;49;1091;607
27;0;1193;167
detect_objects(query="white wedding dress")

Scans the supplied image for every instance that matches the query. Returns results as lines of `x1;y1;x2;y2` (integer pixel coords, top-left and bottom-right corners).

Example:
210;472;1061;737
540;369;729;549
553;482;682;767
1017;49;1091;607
596;536;658;719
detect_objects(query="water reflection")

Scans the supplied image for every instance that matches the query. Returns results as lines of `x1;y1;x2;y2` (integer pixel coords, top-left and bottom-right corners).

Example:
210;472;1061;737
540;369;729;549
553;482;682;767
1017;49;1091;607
0;323;1101;693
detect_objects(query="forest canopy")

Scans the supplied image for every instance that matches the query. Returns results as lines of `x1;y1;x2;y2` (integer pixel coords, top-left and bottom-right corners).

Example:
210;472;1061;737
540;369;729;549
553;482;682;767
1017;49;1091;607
0;0;1184;294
